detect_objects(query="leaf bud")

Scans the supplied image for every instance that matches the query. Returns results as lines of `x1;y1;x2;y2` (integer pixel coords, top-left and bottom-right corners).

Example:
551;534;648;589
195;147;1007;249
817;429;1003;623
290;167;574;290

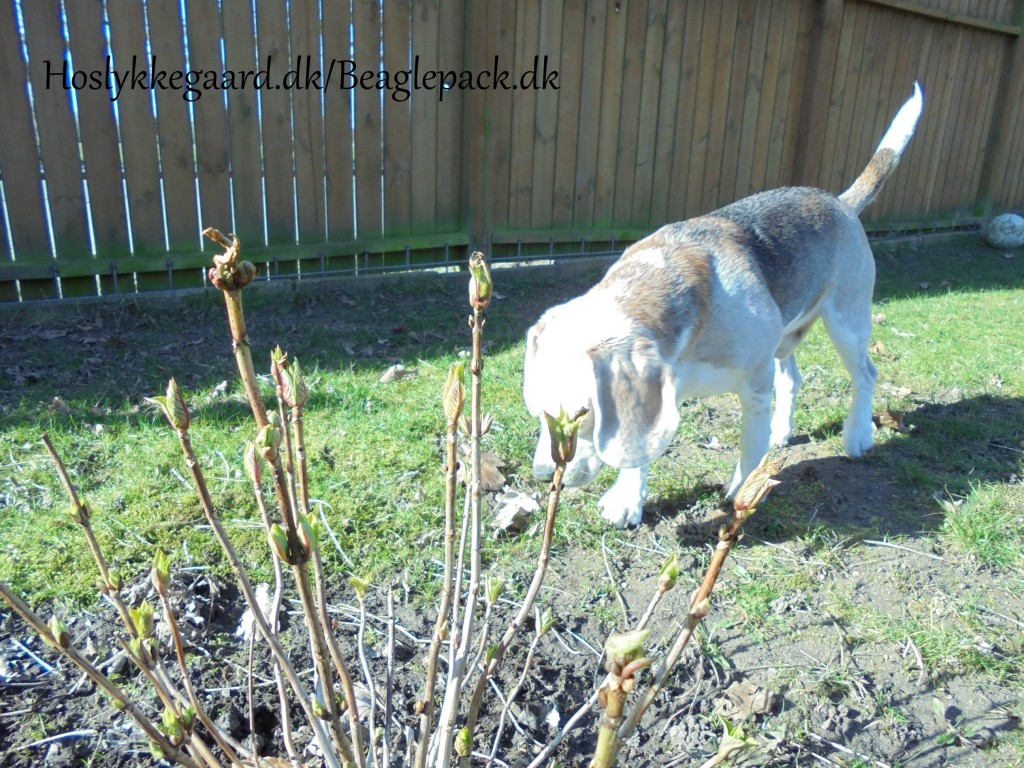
604;628;651;669
245;444;265;485
733;456;781;513
255;421;282;464
658;553;680;593
181;704;197;731
146;378;190;431
47;615;70;649
268;524;290;563
455;726;473;757
468;251;493;311
486;576;505;607
348;575;371;602
537;606;557;637
298;512;320;555
442;363;466;426
130;600;155;639
543;407;588;467
151;549;173;597
106;569;123;593
160;707;184;746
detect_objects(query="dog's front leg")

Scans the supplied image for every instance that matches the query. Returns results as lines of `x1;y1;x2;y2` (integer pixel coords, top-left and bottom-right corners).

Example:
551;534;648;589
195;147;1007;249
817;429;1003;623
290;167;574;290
725;385;772;498
597;465;649;528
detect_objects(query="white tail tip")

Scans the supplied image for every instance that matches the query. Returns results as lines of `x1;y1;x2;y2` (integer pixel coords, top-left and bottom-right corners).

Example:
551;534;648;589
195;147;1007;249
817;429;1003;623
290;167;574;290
877;81;924;154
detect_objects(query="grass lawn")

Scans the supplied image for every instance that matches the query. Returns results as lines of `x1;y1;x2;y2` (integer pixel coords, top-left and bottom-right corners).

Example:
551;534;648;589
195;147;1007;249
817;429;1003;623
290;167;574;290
1;233;1022;766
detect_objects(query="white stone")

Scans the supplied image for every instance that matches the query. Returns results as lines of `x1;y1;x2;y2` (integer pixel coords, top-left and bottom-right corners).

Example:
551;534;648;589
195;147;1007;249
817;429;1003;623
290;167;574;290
985;213;1024;249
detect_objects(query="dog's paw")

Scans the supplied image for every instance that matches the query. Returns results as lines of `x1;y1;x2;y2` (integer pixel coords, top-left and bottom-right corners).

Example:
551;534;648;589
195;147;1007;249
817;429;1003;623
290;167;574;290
843;420;875;457
769;427;792;447
598;487;644;528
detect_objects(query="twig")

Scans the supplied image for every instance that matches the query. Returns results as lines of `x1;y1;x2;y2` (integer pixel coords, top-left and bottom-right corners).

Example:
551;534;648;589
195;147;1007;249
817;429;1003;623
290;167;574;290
10;638;56;675
861;539;946;562
806;732;893;768
601;533;631;623
20;730;97;750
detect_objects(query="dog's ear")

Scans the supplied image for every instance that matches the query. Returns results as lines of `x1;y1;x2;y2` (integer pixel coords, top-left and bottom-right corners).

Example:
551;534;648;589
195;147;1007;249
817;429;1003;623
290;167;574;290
589;337;678;468
522;320;545;416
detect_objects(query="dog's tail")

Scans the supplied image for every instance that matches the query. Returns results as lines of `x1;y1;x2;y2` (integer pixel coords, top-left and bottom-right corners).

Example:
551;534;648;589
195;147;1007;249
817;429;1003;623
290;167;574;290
839;82;924;212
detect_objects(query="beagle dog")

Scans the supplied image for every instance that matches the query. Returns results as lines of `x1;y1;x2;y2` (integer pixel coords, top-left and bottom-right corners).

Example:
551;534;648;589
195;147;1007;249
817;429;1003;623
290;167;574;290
524;83;923;527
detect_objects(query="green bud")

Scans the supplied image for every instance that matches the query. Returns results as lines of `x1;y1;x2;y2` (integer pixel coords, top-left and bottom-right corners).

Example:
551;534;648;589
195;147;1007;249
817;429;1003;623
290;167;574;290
543;407;588;466
151;550;173;596
455;726;473;757
312;697;329;720
128;637;152;669
690;596;711;621
658;553;679;593
181;704;197;731
47;615;70;649
442;363;467;426
244;444;265;485
255;421;282;464
160;707;184;746
68;499;89;525
298;512;320;555
146;378;190;431
349;575;371;601
111;695;126;712
106;569;123;593
130;600;155;639
149;741;166;761
283;358;309;409
268;524;290;563
486;576;505;607
604;628;651;667
468;251;493;311
537;606;557;637
732;456;781;513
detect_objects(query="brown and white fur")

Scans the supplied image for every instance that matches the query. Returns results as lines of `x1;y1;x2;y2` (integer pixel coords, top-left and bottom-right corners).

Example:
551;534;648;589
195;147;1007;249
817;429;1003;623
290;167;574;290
524;83;923;528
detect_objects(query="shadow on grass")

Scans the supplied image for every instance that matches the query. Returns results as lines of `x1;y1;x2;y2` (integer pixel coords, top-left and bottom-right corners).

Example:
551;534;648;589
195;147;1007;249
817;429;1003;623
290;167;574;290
649;394;1024;547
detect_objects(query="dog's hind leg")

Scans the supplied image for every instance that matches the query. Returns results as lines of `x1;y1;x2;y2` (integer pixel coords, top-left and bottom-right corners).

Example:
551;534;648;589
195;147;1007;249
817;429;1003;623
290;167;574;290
770;354;802;446
823;301;877;457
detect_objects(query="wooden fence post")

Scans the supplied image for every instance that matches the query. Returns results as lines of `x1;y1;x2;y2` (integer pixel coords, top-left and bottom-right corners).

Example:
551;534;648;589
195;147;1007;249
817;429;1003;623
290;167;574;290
793;0;844;187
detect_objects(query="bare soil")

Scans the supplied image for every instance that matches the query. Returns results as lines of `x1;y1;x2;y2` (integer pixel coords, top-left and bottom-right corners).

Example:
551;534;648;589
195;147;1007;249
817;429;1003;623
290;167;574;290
1;240;1022;767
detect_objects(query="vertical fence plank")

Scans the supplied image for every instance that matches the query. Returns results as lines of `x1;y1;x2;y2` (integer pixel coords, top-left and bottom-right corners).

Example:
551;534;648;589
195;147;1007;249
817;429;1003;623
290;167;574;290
321;0;355;243
529;1;564;230
716;2;755;207
665;1;705;220
488;0;518;235
571;0;607;229
551;0;584;231
147;0;200;263
434;0;463;235
610;0;648;227
187;0;233;242
630;0;666;228
748;2;786;195
353;0;383;240
221;0;264;241
507;2;539;230
0;10;50;300
256;0;296;246
65;0;131;275
21;1;92;296
733;2;773;200
683;2;721;216
383;0;412;237
593;3;627;228
648;0;685;227
409;0;438;235
290;0;327;246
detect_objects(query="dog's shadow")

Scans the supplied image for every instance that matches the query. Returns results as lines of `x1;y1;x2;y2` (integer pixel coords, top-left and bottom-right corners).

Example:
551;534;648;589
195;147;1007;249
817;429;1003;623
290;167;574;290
649;393;1023;546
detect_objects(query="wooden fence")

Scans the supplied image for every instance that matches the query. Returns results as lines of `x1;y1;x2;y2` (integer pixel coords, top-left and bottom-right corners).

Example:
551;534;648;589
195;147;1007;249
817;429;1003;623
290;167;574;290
1;0;1022;302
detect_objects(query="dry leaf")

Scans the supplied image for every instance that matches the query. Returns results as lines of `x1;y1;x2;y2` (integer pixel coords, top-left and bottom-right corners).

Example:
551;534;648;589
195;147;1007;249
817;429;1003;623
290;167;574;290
492;491;541;536
895;385;913;398
875;408;907;433
713;680;776;722
47;397;72;414
379;364;417;383
457;445;506;491
869;340;898;359
872;312;887;324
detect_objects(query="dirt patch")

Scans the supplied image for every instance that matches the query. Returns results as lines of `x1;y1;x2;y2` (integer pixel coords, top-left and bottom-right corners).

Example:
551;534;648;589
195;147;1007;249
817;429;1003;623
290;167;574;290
2;242;1023;766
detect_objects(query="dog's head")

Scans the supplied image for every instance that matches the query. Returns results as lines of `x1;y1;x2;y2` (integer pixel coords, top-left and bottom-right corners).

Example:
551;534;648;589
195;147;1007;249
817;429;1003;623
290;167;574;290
524;300;680;487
